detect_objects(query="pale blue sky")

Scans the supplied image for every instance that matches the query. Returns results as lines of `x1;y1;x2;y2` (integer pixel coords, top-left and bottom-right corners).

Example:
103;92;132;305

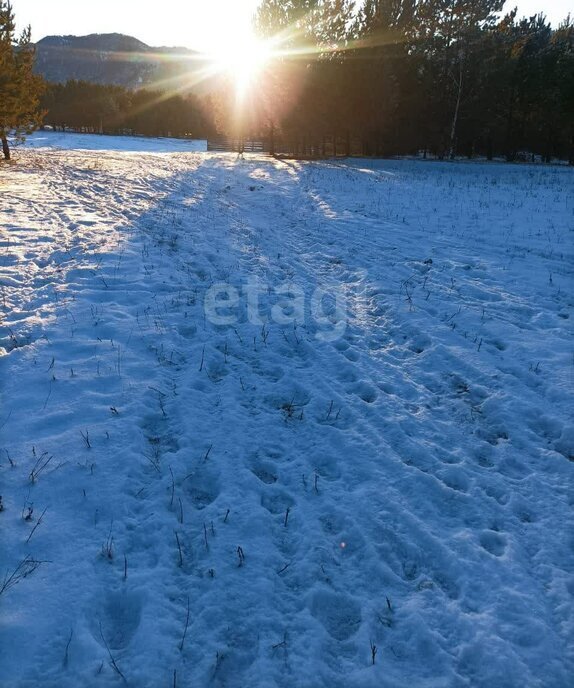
14;0;572;52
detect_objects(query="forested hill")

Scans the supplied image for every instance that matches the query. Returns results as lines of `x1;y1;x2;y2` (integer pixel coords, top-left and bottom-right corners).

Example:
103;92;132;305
34;33;209;92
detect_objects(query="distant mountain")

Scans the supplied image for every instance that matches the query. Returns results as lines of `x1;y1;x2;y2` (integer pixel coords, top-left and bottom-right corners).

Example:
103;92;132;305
34;33;213;93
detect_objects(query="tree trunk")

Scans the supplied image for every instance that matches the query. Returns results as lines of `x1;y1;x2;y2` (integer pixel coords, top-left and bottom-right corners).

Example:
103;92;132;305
486;135;493;161
1;136;10;160
449;59;463;160
505;84;516;162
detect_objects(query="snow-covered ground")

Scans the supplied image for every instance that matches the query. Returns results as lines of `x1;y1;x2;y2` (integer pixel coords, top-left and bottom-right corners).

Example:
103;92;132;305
23;130;208;153
1;134;573;688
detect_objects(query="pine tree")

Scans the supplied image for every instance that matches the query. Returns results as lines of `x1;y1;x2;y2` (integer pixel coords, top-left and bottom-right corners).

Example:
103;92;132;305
0;1;44;160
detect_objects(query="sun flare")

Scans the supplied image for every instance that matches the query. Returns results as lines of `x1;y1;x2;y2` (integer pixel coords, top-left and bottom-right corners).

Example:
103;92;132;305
210;33;273;98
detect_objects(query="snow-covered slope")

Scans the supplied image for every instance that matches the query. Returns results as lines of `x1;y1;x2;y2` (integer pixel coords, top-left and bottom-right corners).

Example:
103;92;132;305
1;135;573;687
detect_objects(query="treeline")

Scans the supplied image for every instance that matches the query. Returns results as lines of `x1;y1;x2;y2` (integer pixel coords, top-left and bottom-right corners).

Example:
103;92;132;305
249;0;574;162
41;80;217;139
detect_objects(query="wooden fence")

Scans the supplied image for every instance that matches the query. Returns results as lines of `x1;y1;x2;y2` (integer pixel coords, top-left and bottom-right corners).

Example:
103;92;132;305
207;134;364;158
207;138;266;153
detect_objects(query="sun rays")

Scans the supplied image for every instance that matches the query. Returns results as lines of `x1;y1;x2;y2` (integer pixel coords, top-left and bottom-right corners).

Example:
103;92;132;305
208;33;275;101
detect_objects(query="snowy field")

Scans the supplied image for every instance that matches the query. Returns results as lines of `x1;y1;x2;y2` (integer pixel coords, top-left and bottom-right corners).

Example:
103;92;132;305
23;131;208;153
0;134;573;687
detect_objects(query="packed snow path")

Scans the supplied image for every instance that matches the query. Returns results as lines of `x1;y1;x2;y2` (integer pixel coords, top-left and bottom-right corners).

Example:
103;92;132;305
1;138;573;687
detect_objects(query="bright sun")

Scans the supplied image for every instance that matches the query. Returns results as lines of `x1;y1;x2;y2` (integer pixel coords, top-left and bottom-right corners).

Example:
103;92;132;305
210;33;273;98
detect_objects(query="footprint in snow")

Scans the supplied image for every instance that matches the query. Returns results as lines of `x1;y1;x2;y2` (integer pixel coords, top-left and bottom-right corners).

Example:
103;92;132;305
351;381;378;404
90;590;143;650
479;530;507;557
184;466;220;510
310;590;362;641
250;462;278;484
